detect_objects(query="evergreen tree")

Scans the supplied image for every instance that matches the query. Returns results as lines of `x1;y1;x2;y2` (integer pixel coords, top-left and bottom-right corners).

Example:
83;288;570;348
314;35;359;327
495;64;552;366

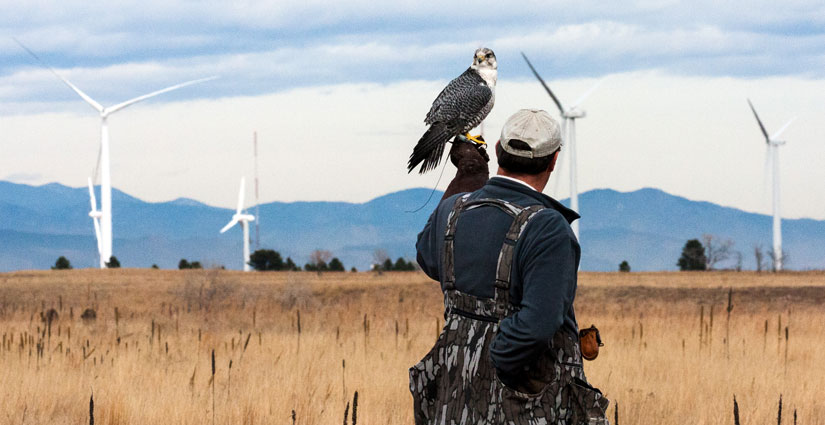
52;256;72;270
285;257;298;271
249;249;284;271
619;261;630;272
178;259;191;269
678;239;707;271
382;258;394;272
328;257;345;271
106;256;120;268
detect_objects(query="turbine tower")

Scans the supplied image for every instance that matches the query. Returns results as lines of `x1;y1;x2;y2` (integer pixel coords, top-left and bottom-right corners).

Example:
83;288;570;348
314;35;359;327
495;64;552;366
220;178;256;271
15;39;217;268
521;52;603;240
87;178;103;260
747;99;795;272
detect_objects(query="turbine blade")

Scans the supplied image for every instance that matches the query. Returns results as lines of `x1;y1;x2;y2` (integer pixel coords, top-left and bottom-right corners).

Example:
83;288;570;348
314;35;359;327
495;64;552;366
236;177;245;214
520;52;565;113
762;145;771;199
747;99;769;142
87;177;97;211
571;78;606;109
106;76;219;114
13;37;104;113
92;217;102;255
770;117;796;140
220;219;239;234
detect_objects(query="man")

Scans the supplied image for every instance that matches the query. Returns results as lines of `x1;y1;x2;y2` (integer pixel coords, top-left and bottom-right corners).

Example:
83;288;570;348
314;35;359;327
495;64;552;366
410;109;609;424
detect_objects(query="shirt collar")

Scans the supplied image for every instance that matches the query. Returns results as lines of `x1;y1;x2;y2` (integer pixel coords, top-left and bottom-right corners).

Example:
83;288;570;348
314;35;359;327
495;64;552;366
492;175;538;192
487;176;580;224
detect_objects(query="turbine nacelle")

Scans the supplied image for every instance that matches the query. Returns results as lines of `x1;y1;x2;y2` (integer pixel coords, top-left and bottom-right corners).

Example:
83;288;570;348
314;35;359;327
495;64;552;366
233;213;255;224
563;109;586;119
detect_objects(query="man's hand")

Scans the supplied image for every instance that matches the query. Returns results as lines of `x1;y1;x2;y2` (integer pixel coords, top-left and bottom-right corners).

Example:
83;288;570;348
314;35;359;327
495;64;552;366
441;136;490;200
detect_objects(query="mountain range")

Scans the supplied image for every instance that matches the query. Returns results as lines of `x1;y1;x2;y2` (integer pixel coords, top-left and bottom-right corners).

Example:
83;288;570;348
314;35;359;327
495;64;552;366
1;180;824;272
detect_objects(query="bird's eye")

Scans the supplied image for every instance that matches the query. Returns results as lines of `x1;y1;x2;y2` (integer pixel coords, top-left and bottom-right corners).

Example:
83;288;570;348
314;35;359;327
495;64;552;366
486;53;492;58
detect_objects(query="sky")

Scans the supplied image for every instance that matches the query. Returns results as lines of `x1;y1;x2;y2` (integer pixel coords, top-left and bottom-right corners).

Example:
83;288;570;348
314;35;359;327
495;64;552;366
1;1;824;219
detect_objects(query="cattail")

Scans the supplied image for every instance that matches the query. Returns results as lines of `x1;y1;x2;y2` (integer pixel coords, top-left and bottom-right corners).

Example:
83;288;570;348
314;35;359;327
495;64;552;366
777;394;783;425
614;401;619;425
297;310;302;334
352;391;359;425
342;359;347;399
343;401;350;425
189;366;197;394
243;333;251;353
709;305;714;351
228;359;233;398
699;305;704;346
395;320;399;348
778;314;782;355
733;395;740;425
291;410;296;425
764;319;769;352
784;326;789;371
211;349;216;425
89;392;94;425
793;409;797;425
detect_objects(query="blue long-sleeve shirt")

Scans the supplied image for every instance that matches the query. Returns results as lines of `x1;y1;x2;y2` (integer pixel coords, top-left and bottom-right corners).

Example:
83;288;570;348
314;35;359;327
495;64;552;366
416;177;581;375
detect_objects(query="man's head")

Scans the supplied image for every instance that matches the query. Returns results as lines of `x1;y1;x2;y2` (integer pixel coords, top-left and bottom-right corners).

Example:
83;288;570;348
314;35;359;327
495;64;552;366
496;109;561;185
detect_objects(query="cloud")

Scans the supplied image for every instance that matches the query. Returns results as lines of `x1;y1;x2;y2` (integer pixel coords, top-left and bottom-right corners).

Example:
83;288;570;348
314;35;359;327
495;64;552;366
3;172;43;183
2;1;824;111
1;72;824;220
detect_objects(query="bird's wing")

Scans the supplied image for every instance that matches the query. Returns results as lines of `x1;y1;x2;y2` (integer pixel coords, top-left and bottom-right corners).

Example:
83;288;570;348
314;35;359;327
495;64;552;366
425;68;493;129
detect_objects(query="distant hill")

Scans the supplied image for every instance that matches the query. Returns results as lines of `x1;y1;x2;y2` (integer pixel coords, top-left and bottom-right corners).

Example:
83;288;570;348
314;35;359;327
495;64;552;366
1;180;824;272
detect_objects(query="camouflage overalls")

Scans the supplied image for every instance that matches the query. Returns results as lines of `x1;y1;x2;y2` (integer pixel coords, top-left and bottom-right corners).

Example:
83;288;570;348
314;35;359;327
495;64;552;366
410;194;609;425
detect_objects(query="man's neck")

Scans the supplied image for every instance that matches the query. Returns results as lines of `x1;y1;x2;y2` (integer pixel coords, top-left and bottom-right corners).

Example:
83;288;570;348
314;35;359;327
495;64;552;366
496;169;550;192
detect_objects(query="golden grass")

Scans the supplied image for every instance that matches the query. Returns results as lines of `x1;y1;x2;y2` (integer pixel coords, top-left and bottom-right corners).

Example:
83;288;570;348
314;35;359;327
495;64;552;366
0;269;823;424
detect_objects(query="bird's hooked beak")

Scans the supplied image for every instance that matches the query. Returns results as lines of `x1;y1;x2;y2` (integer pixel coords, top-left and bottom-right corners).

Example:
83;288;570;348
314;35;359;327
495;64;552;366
476;54;486;64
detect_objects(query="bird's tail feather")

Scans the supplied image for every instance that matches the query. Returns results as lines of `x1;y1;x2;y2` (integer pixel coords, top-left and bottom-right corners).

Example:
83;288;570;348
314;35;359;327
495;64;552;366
408;123;451;174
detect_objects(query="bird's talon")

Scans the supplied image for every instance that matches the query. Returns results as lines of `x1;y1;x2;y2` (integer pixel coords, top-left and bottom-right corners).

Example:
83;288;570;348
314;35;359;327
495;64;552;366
465;134;486;145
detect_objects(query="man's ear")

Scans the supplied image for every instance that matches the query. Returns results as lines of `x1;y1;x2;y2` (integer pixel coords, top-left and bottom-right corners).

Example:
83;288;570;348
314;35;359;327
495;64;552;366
548;150;560;173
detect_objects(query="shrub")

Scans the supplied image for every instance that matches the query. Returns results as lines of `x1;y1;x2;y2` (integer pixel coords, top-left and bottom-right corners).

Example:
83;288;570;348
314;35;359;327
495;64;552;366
619;261;630;272
52;256;72;270
106;256;120;268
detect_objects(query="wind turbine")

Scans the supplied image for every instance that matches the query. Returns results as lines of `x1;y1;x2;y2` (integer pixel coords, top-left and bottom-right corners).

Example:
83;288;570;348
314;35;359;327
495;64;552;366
521;52;603;240
15;38;217;268
747;99;795;272
220;178;256;271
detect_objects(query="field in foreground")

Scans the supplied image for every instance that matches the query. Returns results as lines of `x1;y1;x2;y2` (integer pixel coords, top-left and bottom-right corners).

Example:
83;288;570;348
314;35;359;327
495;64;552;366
1;270;824;424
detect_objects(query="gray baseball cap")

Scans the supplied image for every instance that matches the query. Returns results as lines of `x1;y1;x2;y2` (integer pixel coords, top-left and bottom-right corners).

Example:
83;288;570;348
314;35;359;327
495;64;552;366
499;109;562;158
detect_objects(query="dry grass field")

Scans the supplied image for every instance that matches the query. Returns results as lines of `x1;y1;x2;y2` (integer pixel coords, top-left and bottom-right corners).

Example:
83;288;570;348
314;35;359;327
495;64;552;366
1;269;823;424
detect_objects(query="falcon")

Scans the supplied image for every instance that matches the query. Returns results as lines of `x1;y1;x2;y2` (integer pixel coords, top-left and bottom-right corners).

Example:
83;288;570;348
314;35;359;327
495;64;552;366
407;47;497;174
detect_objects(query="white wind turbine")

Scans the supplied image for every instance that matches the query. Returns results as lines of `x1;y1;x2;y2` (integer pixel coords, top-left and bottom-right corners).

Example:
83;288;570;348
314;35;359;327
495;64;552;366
521;52;604;240
220;178;256;272
15;38;217;268
747;99;795;272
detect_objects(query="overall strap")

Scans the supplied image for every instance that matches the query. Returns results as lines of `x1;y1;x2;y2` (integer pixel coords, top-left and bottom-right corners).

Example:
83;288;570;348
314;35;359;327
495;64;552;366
443;193;472;290
493;204;544;315
442;194;545;316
